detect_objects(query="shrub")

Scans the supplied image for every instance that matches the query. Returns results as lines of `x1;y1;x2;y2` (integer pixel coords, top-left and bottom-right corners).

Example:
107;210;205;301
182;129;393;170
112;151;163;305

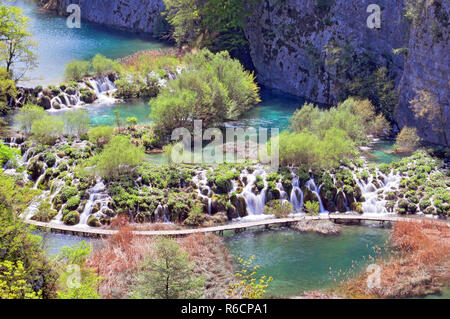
304;201;320;215
62;110;90;136
64;60;91;81
91;135;145;178
263;200;293;218
131;237;204;299
183;203;206;226
0;142;19;166
14;103;46;134
63;211;80;225
150;49;260;134
394;126;421;151
126;117;138;127
30;115;64;145
88;126;114;148
91;54;120;76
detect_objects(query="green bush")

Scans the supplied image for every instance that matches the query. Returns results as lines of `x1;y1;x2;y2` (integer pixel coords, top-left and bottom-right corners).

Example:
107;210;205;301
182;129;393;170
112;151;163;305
91;54;120;76
90;135;145;178
64;60;91;81
30;115;64;145
150;49;260;134
88;126;115;148
14;104;46;134
263;200;293;218
304;201;320;215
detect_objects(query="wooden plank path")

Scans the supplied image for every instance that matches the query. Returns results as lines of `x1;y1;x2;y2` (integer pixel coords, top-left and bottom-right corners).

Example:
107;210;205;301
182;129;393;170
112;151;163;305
24;214;449;238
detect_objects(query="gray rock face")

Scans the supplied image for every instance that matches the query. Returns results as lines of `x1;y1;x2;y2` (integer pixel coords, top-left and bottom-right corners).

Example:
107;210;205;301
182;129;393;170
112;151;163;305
42;0;165;34
244;0;409;105
396;2;449;146
38;0;449;145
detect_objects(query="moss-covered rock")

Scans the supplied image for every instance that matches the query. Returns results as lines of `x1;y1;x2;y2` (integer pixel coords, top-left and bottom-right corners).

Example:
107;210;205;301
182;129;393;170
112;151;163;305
87;215;101;227
63;211;80;225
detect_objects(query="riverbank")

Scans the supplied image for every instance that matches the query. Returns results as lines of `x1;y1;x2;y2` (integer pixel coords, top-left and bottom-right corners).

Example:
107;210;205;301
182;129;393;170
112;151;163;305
333;219;450;299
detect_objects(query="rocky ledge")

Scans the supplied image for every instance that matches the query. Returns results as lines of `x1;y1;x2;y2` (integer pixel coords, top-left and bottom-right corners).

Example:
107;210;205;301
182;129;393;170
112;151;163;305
292;219;342;235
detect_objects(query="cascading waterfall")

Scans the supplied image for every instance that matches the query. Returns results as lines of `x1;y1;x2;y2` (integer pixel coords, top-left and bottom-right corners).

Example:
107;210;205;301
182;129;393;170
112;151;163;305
89;76;117;104
306;178;327;213
241;168;268;216
290;175;304;212
79;179;110;227
353;169;401;215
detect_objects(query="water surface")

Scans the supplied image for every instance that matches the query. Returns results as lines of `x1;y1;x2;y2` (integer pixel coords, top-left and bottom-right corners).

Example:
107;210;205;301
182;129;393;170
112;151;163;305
14;1;167;87
225;225;389;297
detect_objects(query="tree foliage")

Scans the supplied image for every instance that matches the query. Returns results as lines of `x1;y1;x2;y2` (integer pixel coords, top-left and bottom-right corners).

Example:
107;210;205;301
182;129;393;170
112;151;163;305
0;4;37;81
410;89;448;145
227;256;272;299
0;170;57;299
131;237;204;299
263;200;293;218
14;103;46;134
56;241;102;299
90;135;145;178
150;49;260;135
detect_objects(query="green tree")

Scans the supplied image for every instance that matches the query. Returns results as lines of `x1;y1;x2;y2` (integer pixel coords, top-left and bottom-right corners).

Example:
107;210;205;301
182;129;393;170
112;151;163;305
0;260;41;299
0;140;18;166
91;54;120;76
304;201;320;215
0;170;57;299
64;60;91;81
126;116;138;127
410;89;448;145
150;49;260;135
30;115;64;145
394;126;421;151
14;103;46;134
131;237;204;299
56;241;102;299
0;67;16;114
0;4;37;81
88;125;115;148
62;109;90;136
91;135;145;178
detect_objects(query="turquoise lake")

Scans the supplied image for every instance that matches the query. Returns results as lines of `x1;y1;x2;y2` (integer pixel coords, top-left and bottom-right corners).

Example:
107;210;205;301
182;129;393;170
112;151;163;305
14;1;167;87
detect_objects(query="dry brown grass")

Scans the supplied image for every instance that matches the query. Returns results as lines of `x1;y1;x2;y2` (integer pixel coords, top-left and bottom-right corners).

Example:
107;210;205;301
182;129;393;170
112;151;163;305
337;219;450;298
87;220;235;299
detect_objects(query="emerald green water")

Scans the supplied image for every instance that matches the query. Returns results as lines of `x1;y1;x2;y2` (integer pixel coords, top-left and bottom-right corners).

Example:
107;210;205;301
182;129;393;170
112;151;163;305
14;1;167;87
225;225;389;297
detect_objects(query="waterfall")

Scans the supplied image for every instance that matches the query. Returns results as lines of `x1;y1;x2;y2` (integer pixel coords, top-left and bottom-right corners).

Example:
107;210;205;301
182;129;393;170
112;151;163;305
163;204;170;223
79;179;108;227
353;169;400;215
89;76;117;103
208;198;212;215
241;169;268;216
290;174;304;212
306;178;328;213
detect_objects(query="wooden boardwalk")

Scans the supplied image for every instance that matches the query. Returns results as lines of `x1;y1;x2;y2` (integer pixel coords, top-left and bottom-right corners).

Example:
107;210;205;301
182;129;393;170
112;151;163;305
24;214;449;238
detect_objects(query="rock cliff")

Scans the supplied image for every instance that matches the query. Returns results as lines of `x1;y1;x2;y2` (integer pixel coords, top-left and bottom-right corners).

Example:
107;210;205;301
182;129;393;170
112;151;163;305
40;0;166;35
37;0;449;145
395;1;449;146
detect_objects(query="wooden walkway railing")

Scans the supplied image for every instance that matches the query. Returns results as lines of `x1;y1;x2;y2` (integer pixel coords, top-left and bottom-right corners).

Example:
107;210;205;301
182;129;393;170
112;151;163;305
24;214;449;238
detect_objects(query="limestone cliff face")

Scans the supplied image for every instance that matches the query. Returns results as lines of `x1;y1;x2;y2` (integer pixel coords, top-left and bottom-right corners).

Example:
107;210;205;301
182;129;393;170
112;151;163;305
40;0;165;34
38;0;449;145
395;1;449;146
244;0;409;106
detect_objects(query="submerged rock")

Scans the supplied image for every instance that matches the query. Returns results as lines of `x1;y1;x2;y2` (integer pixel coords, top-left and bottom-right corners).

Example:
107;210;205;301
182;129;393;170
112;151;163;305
292;220;341;235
